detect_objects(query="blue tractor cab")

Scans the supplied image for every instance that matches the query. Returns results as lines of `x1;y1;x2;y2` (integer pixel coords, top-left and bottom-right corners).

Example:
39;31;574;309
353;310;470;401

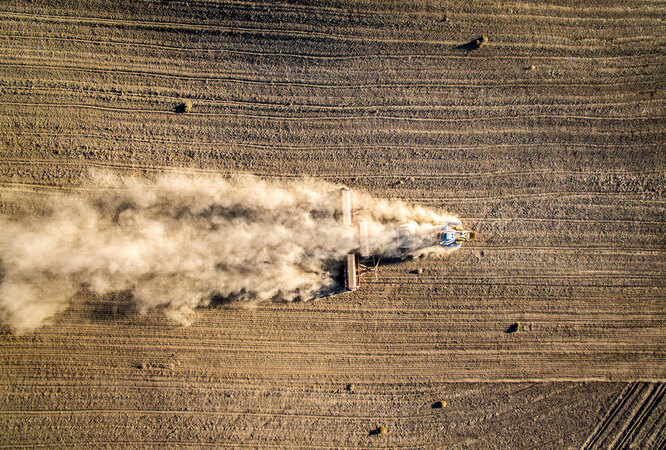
395;222;475;257
439;226;460;248
439;225;476;248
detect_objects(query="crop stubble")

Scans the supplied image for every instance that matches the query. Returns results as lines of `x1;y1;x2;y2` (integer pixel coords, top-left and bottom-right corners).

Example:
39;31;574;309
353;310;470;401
0;0;664;447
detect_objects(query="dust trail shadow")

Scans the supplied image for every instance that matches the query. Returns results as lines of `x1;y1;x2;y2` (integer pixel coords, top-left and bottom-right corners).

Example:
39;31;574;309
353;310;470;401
80;289;140;322
50;289;140;326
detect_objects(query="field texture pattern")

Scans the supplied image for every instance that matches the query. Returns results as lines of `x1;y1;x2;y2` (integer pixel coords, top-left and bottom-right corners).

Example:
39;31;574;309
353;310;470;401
0;0;664;448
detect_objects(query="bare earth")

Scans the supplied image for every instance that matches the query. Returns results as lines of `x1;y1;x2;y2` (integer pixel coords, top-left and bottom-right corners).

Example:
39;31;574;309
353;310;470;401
0;0;664;448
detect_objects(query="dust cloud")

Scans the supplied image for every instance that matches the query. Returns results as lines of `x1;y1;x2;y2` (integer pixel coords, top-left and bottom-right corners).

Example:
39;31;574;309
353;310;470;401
0;172;459;333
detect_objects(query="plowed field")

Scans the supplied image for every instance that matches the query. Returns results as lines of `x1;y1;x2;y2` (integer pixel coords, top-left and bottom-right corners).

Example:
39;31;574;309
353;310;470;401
1;0;664;447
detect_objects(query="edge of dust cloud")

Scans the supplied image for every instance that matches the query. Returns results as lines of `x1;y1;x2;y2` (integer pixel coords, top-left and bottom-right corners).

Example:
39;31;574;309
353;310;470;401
0;172;460;333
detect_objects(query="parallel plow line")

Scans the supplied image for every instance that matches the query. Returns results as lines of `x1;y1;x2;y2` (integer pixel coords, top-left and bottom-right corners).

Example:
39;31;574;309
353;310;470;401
2;33;665;62
2;61;662;89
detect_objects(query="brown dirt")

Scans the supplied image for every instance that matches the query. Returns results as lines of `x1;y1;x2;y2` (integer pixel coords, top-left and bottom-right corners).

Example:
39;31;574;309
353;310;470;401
0;0;664;447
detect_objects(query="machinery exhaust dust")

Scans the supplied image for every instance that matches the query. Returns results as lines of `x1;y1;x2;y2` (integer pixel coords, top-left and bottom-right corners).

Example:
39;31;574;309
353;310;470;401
0;172;473;333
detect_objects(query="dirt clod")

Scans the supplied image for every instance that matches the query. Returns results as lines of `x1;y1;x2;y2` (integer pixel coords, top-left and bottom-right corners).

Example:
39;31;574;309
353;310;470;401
474;36;488;48
371;426;387;435
176;101;193;113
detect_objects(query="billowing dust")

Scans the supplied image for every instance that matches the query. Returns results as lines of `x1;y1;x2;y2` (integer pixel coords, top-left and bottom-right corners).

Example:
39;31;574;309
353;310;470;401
0;172;459;333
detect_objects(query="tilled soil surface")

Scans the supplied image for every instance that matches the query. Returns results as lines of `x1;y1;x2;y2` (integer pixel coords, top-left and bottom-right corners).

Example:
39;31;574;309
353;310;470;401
0;0;664;448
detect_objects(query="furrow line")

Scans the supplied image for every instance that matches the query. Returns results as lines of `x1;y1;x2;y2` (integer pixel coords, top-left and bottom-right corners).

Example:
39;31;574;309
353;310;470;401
14;314;666;340
2;62;661;89
468;246;666;254
0;10;409;44
0;407;447;421
6;85;664;112
3;10;662;48
3;33;666;62
1;139;656;154
3;8;662;40
0;441;331;449
4;336;662;353
4;100;663;122
136;0;666;21
461;218;666;225
413;193;666;202
363;280;664;287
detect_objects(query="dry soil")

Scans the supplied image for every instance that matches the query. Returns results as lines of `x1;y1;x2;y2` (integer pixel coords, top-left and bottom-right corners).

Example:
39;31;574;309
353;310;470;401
0;0;664;448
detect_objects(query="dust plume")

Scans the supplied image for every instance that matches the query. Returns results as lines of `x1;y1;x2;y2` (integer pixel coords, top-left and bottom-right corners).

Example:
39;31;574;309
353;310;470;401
0;172;460;333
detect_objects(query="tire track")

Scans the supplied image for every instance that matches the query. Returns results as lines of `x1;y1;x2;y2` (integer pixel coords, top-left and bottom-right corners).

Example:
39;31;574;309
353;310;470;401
2;345;662;364
5;85;663;112
3;61;662;89
583;383;666;449
3;100;663;123
3;33;665;62
7;309;664;336
3;10;662;49
612;383;665;449
414;192;666;202
4;5;662;33
1;443;340;449
641;402;666;449
0;444;309;449
138;0;665;21
2;137;656;154
375;273;661;279
0;10;405;44
582;382;638;449
0;407;448;421
364;278;664;287
469;246;665;253
461;218;665;225
136;0;662;18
